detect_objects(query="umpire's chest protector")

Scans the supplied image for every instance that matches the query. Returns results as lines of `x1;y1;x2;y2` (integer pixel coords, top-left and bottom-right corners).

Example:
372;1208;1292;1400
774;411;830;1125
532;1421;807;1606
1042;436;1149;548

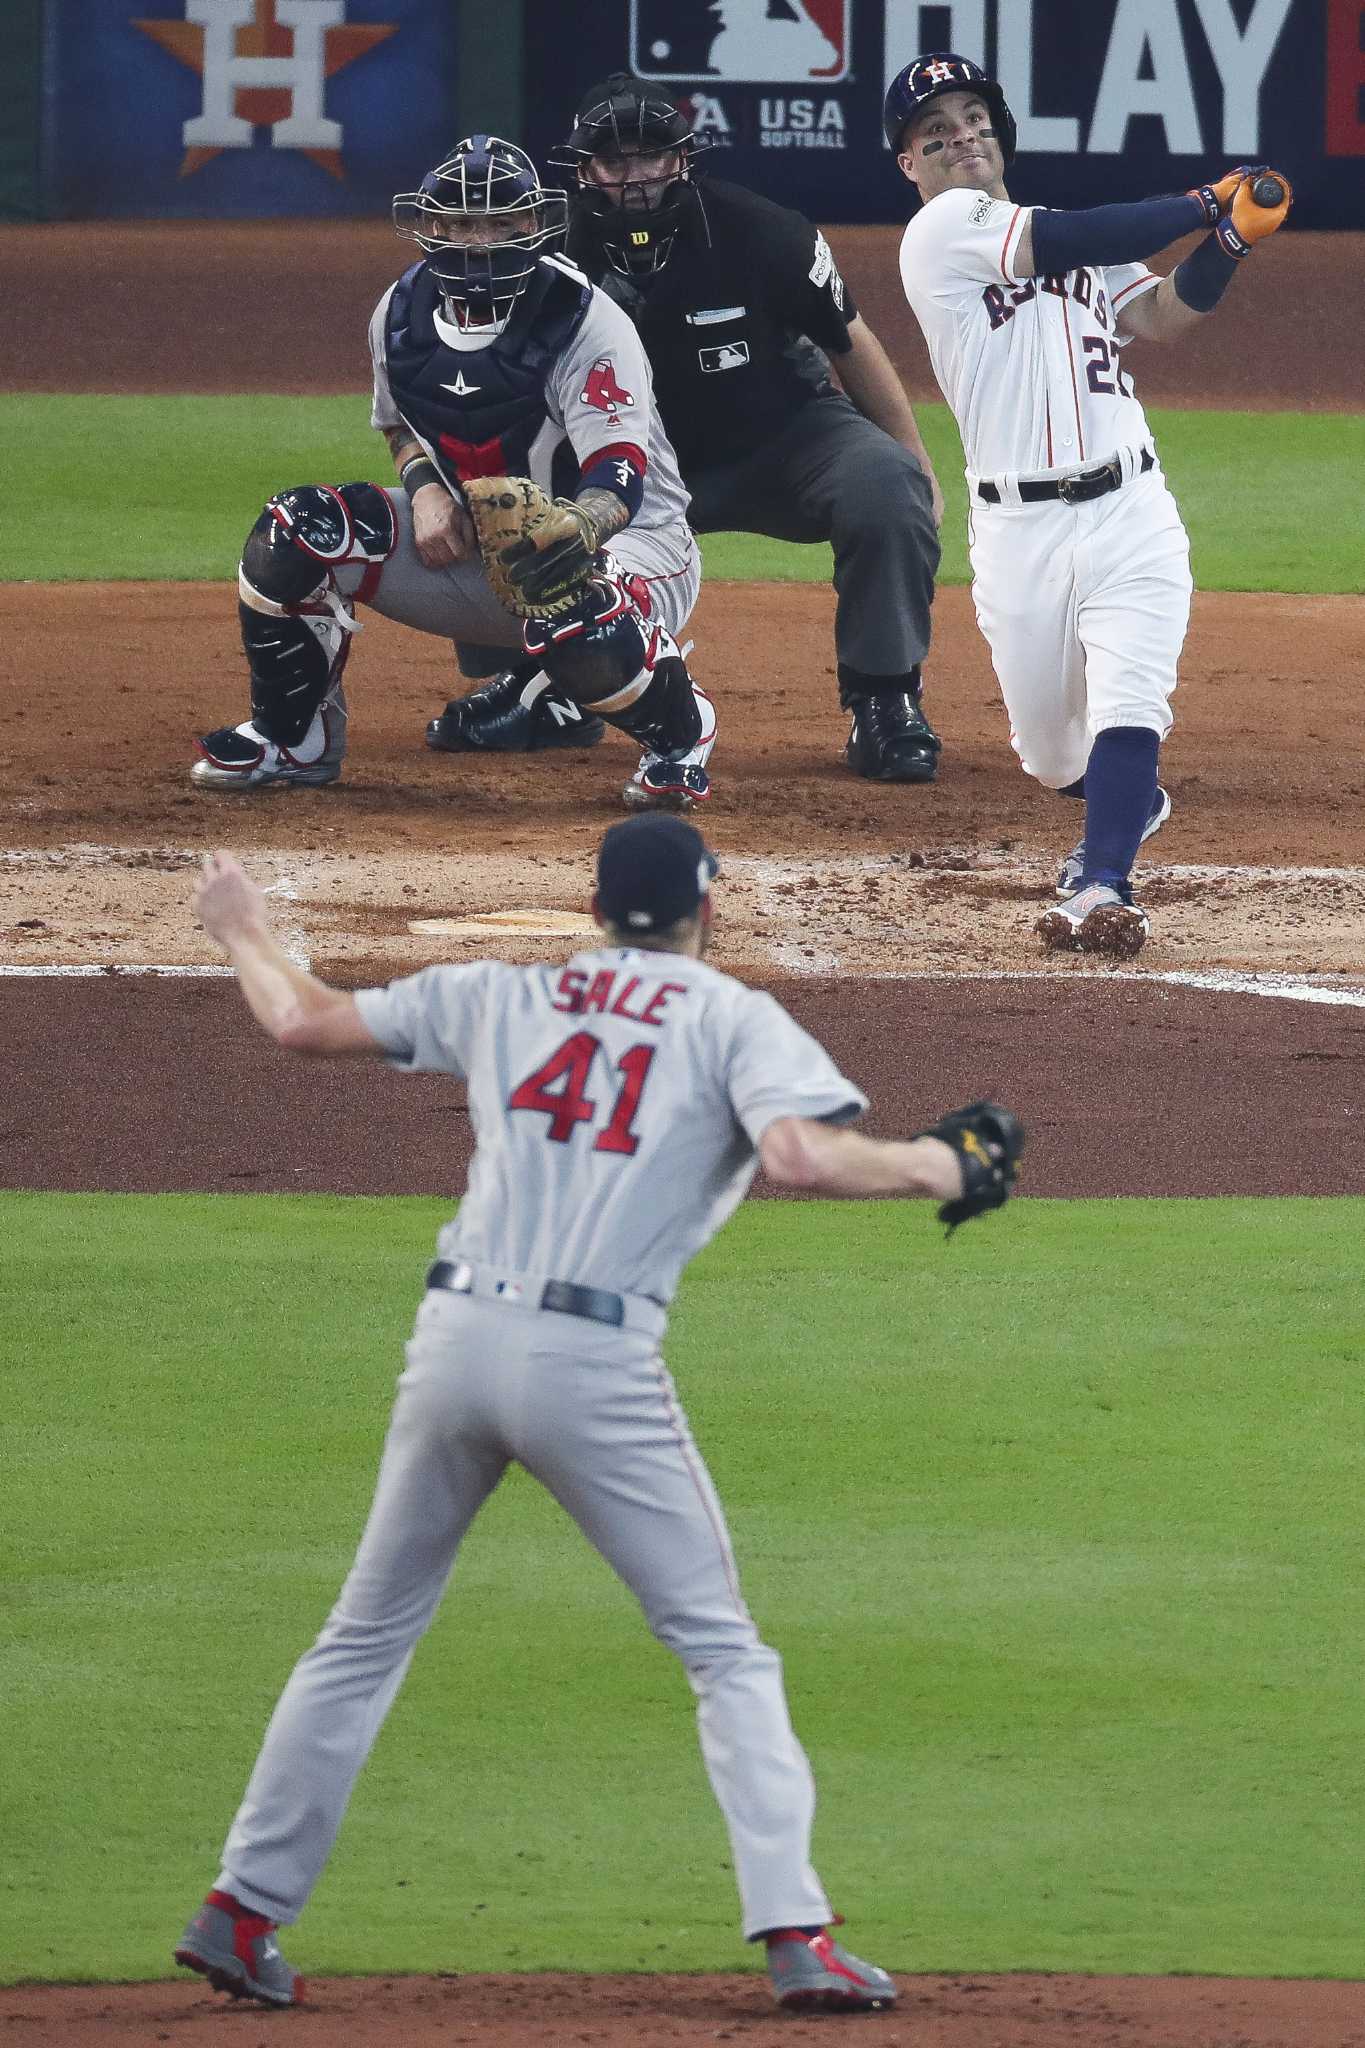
384;260;593;487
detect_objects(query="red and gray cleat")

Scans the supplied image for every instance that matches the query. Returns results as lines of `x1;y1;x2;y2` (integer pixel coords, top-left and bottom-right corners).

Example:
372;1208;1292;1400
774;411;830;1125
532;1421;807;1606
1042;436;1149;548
1035;880;1150;959
765;1926;898;2012
174;1889;303;2006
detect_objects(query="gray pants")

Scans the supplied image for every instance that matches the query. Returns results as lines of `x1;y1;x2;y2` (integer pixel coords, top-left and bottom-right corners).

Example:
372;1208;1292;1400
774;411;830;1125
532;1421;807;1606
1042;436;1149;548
341;490;701;652
215;1286;831;1942
683;391;940;684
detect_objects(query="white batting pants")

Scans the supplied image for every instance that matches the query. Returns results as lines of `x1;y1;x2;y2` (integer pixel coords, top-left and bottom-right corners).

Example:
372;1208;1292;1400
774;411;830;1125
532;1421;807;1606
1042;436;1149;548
215;1288;831;1942
968;465;1193;789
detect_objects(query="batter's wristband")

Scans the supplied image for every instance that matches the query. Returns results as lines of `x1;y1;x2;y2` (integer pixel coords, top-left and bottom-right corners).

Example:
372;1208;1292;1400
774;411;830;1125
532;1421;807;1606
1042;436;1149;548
1174;232;1244;312
400;456;442;501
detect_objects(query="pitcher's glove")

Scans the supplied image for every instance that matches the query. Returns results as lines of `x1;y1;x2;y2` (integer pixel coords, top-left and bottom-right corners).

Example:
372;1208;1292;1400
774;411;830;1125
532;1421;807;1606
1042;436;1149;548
463;476;598;620
915;1099;1024;1237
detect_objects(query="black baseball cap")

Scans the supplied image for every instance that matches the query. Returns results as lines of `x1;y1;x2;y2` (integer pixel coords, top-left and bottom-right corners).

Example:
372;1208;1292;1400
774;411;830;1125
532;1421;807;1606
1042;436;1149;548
596;814;719;932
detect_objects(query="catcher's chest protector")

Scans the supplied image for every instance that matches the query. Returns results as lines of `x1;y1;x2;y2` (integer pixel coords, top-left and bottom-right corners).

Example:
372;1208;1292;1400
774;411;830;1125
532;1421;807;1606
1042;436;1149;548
384;260;593;487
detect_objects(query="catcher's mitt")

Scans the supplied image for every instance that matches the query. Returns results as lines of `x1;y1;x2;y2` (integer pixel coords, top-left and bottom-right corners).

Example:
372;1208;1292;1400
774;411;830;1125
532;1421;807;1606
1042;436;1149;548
915;1099;1024;1237
463;475;598;620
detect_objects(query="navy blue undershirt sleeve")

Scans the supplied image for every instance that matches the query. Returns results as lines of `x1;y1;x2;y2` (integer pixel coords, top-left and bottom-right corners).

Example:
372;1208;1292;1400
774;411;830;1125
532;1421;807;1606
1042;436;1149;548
1029;193;1206;276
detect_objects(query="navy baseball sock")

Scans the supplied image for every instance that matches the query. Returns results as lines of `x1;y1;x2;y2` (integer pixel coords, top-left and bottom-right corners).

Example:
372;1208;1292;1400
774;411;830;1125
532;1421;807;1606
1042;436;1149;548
1079;728;1160;892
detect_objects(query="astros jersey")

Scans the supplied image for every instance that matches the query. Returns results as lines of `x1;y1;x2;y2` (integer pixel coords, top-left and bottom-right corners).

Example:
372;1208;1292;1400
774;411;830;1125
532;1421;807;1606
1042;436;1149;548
354;949;865;1307
898;187;1161;479
369;255;692;535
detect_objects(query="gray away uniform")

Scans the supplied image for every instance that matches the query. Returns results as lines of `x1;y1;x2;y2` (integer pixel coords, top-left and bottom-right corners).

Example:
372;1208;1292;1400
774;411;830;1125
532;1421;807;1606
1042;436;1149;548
214;947;866;1940
363;262;700;650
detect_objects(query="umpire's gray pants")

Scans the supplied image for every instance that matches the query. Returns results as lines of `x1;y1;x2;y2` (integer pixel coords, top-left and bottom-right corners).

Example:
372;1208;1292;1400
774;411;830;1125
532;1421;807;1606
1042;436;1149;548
215;1288;831;1942
684;390;940;682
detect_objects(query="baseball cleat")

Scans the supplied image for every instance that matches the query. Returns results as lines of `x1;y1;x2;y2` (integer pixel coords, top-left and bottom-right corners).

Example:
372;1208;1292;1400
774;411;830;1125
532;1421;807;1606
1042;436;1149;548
845;690;940;783
1036;882;1150;959
426;670;605;753
765;1928;897;2012
623;684;717;811
622;758;711;809
174;1890;302;2007
1056;785;1171;899
192;697;345;791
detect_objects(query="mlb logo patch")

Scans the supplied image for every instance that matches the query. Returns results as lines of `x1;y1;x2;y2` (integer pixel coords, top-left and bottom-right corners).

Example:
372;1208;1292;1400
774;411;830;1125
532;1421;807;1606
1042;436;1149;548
631;0;850;83
698;341;750;372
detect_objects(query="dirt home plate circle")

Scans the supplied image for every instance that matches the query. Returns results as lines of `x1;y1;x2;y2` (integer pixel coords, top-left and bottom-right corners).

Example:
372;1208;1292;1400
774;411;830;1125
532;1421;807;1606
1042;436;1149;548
1253;175;1285;206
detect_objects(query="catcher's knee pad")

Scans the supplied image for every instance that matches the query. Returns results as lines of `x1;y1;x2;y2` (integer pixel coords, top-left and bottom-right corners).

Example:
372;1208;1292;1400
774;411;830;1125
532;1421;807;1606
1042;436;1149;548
526;574;702;757
241;483;397;607
238;484;396;743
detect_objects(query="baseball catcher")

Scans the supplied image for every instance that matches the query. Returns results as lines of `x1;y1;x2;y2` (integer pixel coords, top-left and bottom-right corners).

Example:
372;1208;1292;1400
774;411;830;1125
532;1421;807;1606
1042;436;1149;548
189;135;716;811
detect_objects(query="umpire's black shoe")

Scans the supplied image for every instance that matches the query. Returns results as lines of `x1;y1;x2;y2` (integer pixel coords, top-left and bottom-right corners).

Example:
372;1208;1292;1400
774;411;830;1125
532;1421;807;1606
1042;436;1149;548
426;671;605;753
845;690;941;783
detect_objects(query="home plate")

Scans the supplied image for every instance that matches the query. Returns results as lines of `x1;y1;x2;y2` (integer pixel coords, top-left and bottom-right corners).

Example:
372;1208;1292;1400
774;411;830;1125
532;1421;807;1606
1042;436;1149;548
409;909;597;938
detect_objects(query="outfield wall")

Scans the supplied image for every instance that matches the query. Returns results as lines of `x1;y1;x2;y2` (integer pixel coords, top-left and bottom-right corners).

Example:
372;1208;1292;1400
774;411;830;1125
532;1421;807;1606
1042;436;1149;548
10;0;1365;227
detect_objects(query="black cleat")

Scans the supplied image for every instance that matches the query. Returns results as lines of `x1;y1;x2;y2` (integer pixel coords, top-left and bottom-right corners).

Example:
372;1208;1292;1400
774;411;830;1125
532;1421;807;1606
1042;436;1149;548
844;690;941;783
426;671;605;753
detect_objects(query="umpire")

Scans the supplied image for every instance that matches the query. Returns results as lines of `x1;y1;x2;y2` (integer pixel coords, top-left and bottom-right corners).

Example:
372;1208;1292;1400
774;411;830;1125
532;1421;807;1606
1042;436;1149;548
449;74;944;784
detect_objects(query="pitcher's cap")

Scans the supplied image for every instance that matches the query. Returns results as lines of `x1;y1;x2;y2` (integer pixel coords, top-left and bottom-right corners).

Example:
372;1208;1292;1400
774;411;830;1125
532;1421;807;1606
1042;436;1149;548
596;814;719;932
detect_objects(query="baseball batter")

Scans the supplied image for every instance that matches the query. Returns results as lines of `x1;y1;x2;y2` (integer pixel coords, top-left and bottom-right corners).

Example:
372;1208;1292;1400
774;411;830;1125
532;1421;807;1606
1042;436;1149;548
173;816;1022;2016
190;135;716;811
888;54;1292;957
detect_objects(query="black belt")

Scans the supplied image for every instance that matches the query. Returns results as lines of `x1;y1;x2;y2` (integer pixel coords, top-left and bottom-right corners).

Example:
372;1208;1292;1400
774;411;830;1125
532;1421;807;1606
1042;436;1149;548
426;1259;625;1328
977;445;1154;505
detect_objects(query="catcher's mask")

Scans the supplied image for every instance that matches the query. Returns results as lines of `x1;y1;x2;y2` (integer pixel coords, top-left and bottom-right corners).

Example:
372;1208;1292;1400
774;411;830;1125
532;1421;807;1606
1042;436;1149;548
882;51;1017;162
392;134;568;346
553;72;706;278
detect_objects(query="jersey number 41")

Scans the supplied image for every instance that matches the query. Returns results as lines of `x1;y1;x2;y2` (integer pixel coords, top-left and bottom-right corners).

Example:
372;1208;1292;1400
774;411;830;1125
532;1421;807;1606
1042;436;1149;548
509;1030;656;1156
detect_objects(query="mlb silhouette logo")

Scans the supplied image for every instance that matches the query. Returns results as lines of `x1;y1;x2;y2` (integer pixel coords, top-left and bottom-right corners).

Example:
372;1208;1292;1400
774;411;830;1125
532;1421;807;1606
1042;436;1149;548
698;340;751;371
631;0;850;84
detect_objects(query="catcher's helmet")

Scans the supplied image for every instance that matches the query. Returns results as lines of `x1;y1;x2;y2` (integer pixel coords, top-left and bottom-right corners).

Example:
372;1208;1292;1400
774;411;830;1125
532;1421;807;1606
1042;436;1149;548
883;52;1017;161
392;135;568;340
553;72;706;278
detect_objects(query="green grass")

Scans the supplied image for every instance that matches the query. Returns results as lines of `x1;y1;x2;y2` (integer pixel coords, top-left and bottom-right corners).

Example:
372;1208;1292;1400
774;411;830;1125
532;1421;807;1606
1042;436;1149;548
3;394;1361;592
4;1189;1363;1984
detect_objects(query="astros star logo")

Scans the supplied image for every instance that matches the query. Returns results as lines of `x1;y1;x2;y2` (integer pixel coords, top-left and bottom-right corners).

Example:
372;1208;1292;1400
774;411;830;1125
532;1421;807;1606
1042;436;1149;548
132;0;397;181
923;58;960;86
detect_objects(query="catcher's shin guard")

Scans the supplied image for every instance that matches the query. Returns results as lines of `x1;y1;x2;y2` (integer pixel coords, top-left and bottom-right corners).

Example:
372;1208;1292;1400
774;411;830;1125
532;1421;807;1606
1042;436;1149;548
232;483;396;744
525;575;706;756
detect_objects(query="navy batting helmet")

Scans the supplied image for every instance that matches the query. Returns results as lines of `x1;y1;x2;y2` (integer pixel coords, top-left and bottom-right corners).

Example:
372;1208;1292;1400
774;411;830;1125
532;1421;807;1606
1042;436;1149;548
883;52;1017;161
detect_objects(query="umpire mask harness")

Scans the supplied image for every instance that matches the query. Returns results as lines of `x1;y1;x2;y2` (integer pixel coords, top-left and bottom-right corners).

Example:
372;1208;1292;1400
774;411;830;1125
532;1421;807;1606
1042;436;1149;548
554;73;706;278
392;135;569;348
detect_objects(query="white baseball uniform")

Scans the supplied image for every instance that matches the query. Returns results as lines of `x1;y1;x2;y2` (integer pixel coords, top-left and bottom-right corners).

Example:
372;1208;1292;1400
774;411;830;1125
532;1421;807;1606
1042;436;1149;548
212;947;866;1941
899;187;1193;788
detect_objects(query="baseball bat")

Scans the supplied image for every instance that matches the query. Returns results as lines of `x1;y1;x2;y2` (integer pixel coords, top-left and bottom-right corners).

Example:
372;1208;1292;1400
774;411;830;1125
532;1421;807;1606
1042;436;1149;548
1251;175;1285;207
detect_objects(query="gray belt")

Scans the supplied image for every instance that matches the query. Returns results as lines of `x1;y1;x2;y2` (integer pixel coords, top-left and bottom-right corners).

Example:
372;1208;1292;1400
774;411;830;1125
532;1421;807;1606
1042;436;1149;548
977;444;1154;505
426;1258;665;1338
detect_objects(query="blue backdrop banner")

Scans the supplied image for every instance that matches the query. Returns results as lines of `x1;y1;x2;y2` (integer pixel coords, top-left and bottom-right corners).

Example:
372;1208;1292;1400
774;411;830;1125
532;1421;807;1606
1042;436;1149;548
48;0;457;217
522;0;1365;232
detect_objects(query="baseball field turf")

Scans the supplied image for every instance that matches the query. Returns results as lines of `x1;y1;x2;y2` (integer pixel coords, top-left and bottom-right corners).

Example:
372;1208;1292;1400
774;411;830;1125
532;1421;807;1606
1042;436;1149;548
5;1190;1363;1983
6;392;1365;591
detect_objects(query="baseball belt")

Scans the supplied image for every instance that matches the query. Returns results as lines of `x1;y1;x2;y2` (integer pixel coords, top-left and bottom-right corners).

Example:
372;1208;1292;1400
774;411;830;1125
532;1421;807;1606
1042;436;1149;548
426;1258;665;1337
977;444;1154;505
